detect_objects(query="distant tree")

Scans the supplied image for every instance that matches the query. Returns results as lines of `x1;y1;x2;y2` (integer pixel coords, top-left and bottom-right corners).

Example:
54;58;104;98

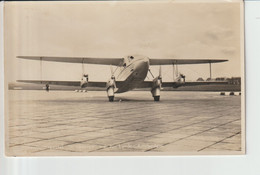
196;77;204;81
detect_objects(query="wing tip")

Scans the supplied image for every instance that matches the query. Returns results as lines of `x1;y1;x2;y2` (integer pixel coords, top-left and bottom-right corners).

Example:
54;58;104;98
212;59;228;63
17;56;36;60
219;59;228;62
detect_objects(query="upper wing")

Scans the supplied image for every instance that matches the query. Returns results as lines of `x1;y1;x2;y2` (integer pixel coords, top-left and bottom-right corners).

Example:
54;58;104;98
149;58;228;65
17;56;124;66
17;56;227;66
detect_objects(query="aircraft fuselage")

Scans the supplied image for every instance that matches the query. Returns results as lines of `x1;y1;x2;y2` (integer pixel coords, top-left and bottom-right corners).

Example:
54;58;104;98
115;55;150;93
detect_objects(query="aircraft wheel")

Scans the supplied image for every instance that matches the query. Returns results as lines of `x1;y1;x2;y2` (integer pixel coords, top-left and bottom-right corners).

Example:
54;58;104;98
108;96;114;102
154;96;160;101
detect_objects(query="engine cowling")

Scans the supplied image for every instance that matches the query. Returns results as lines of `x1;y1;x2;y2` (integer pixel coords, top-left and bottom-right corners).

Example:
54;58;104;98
80;74;88;88
152;76;162;90
106;76;116;89
173;74;185;88
106;76;116;101
151;76;162;98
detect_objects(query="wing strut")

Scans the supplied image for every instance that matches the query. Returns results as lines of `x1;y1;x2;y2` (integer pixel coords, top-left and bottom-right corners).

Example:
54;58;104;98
172;64;175;81
172;63;179;81
40;57;42;84
176;64;179;77
82;58;87;77
209;62;212;80
148;69;155;78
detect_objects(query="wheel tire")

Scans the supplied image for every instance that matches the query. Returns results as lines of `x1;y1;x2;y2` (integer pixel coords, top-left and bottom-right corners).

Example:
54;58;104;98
154;96;160;101
108;96;114;102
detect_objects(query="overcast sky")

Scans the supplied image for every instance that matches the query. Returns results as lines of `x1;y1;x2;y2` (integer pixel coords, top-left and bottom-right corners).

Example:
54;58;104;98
5;1;243;82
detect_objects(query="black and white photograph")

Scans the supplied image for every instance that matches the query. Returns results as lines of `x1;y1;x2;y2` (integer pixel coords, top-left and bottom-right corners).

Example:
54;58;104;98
4;0;244;156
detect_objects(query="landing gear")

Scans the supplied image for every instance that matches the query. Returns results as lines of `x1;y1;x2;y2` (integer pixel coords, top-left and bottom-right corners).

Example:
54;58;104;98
152;89;160;101
45;84;50;92
151;69;162;101
107;86;115;102
80;74;89;88
151;86;161;102
108;96;114;102
154;96;160;101
106;75;116;102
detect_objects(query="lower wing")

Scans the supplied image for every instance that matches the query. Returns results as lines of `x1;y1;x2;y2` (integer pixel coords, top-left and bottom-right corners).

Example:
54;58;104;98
17;80;106;88
136;81;228;88
17;80;126;89
17;80;228;90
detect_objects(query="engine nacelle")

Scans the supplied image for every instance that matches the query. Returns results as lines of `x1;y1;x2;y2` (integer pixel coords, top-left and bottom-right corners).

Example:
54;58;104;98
173;74;185;88
152;76;162;90
106;76;116;101
176;73;185;83
80;74;89;88
106;76;116;89
151;76;162;98
151;87;160;97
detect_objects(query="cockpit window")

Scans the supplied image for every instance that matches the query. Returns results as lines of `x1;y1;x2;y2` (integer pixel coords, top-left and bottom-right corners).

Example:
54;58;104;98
127;56;134;62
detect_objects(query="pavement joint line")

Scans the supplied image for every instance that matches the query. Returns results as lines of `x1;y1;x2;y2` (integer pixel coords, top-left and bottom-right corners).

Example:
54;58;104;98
90;129;185;152
146;112;239;138
145;118;241;152
10;110;240;152
89;138;148;152
52;130;133;147
9;138;47;147
86;131;164;152
197;131;241;152
8;91;241;154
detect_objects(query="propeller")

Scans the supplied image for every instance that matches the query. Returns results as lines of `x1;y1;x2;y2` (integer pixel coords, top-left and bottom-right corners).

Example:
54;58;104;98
180;73;186;83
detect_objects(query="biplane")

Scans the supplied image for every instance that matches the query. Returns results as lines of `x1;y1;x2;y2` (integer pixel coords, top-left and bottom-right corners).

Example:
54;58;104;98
17;55;228;101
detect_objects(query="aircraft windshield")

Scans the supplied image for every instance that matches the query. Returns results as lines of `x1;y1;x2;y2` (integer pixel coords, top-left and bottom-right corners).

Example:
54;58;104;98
127;56;134;62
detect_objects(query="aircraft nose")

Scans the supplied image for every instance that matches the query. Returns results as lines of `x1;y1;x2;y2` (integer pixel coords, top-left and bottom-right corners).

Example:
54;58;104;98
134;59;149;72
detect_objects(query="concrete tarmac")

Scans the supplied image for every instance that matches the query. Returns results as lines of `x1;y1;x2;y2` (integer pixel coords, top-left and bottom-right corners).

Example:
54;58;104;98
6;90;242;156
